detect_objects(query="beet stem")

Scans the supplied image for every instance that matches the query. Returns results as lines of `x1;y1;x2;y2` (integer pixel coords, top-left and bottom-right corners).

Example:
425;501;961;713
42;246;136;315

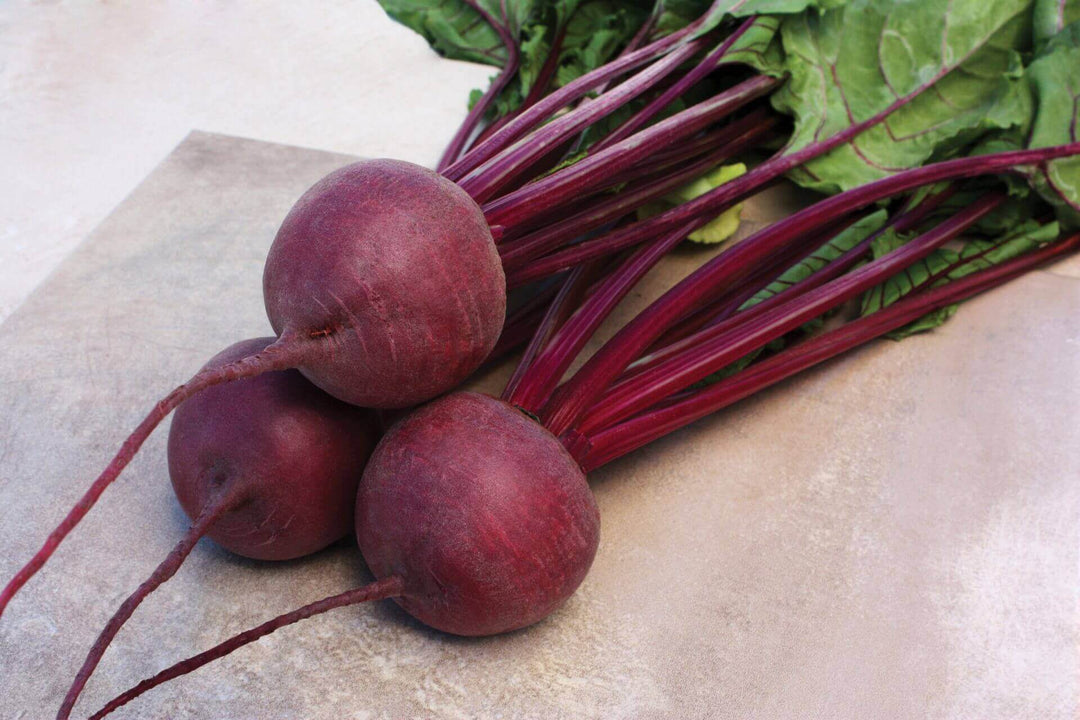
465;20;569;157
555;1;666;158
590;17;758;153
510;223;691;415
506;119;1073;285
537;143;1080;436
629;185;957;383
458;37;710;202
56;486;248;720
0;336;311;619
534;208;862;426
573;193;1003;434
575;232;1080;469
482;73;781;230
88;576;405;720
607;117;775;187
642;212;864;354
487;301;554;363
515;24;568;110
437;0;521;172
498;112;775;271
503;260;606;400
442;14;706;181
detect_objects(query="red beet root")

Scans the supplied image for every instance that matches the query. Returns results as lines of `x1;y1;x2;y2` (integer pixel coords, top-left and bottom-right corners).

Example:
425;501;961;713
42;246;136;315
81;392;601;718
264;160;506;408
0;159;505;618
55;338;381;719
168;338;379;561
357;392;600;636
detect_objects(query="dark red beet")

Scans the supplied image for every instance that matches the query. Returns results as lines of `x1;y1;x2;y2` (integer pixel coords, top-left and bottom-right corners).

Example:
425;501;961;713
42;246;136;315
264;159;507;408
56;338;384;720
168;338;379;560
54;338;382;720
357;392;600;636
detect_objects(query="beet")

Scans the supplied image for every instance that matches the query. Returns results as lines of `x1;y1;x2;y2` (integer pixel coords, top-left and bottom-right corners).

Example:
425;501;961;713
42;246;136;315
55;338;381;719
357;392;600;636
75;181;1080;720
168;338;379;561
264;160;506;408
78;392;601;719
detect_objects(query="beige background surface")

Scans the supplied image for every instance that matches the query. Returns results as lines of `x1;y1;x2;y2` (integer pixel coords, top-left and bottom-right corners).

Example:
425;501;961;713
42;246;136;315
0;132;1077;719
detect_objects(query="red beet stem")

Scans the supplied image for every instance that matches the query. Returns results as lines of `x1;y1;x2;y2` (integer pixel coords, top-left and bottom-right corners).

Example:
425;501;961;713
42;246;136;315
488;298;560;363
536;143;1080;436
483;73;781;230
464;21;568;155
442;13;708;181
503;260;608;400
498;111;776;271
484;276;568;364
505;119;1075;285
575;232;1080;469
591;0;663;96
573;193;1003;435
642;212;864;353
632;184;958;379
87;576;405;720
607;117;776;187
0;336;312;619
437;0;521;172
56;487;248;719
590;16;758;153
458;37;711;202
509;223;692;414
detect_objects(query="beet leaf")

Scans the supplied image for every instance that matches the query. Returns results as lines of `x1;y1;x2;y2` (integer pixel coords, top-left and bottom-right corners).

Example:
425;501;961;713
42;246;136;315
771;0;1034;195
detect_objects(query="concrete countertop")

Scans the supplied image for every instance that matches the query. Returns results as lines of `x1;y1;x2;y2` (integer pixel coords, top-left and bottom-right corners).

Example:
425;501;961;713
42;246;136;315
0;131;1077;719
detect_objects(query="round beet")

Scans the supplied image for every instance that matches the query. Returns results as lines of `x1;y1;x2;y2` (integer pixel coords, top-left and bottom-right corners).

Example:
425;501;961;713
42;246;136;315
168;338;379;560
357;392;600;636
264;159;506;408
55;338;383;719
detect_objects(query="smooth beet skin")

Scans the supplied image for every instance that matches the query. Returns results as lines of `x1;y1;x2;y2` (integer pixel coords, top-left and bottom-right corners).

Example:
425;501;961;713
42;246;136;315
264;159;506;408
168;338;379;561
357;392;600;636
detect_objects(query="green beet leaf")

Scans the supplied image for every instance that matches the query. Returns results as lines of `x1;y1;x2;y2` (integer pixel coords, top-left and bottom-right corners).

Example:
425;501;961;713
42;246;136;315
860;219;1061;338
742;209;888;309
378;0;655;121
1022;21;1080;227
1033;0;1080;47
555;0;654;86
377;0;532;66
771;0;1035;195
689;0;851;39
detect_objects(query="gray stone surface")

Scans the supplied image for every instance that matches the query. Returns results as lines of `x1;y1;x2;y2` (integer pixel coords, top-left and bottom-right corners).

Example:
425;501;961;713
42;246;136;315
0;132;1078;719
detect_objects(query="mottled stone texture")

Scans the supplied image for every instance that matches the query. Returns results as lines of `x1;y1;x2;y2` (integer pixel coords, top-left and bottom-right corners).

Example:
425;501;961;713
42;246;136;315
0;132;1078;719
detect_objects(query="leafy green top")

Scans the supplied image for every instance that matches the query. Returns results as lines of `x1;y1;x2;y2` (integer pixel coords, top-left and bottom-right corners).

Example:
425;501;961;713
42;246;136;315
1022;20;1080;226
378;0;655;119
771;0;1033;195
